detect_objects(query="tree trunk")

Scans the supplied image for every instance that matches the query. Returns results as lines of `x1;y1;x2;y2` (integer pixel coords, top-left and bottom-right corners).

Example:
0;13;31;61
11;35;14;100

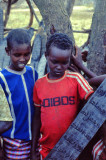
87;0;106;75
65;0;75;17
0;7;4;43
33;0;74;42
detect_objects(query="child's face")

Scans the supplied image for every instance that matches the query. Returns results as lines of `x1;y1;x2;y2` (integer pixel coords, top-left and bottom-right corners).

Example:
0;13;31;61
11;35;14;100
6;43;31;71
46;46;71;79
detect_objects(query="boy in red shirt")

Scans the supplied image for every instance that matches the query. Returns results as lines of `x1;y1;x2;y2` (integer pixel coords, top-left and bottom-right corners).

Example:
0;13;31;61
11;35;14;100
31;33;94;160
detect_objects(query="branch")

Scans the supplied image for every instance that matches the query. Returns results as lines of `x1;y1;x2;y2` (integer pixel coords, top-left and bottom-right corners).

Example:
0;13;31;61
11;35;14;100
73;29;91;33
28;0;40;25
26;0;34;28
4;0;11;27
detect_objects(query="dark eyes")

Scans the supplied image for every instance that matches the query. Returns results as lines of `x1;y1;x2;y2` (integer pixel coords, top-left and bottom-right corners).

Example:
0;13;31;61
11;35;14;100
51;60;69;65
63;61;69;65
14;53;30;57
24;53;31;56
14;54;20;57
51;60;58;64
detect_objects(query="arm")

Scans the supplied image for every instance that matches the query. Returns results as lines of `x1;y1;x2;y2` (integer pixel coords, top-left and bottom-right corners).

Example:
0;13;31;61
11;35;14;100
31;106;41;160
72;46;96;78
0;121;12;134
88;75;106;87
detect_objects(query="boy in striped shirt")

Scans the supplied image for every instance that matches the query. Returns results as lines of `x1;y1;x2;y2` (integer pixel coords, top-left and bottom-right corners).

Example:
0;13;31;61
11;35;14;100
0;29;38;159
31;33;94;160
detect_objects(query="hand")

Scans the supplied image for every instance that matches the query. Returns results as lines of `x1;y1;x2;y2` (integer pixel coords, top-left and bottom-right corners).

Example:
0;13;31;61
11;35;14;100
81;49;88;62
72;46;83;68
68;64;81;73
31;150;40;160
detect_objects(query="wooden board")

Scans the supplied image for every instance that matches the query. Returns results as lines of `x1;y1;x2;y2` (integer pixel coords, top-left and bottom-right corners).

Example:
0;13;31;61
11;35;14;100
45;79;106;160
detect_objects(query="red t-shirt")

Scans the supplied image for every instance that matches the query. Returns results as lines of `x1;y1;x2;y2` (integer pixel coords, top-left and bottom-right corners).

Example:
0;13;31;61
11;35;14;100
33;71;94;159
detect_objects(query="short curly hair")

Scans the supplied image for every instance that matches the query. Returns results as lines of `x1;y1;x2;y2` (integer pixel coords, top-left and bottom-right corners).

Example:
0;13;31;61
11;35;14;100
46;33;73;55
7;29;31;50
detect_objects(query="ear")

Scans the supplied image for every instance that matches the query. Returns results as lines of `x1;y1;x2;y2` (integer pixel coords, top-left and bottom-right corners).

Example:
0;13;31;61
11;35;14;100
5;47;10;56
45;51;48;58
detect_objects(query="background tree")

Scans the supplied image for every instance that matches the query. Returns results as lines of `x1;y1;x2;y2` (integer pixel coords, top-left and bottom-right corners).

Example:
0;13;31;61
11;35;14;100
33;0;106;76
0;0;105;75
64;0;75;17
33;0;74;42
87;0;106;75
0;7;4;42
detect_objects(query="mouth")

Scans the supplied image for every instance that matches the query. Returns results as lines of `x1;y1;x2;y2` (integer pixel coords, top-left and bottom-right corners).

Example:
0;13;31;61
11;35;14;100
55;71;63;75
18;63;25;68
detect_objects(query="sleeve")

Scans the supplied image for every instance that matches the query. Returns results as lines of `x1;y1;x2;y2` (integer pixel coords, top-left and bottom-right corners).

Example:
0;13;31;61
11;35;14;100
0;84;13;121
33;82;41;107
76;73;94;100
35;70;38;82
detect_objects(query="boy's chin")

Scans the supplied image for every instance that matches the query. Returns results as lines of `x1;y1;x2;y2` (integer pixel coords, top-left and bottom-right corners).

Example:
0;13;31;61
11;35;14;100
17;64;26;70
14;66;25;71
55;73;64;78
9;64;25;71
49;72;65;79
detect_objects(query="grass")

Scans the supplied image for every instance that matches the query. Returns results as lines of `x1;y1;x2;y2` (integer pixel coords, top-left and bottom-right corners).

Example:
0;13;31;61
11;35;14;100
71;6;94;46
4;5;94;46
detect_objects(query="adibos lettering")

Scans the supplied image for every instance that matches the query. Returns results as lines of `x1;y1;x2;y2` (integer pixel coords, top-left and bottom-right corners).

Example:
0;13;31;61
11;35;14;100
42;96;75;107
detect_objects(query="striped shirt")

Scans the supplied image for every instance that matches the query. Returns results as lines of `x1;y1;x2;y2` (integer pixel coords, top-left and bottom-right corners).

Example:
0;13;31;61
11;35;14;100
0;66;38;141
92;139;106;160
3;137;31;159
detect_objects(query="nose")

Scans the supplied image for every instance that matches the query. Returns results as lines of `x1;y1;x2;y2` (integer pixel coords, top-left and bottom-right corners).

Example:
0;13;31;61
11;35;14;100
56;64;62;70
20;56;25;62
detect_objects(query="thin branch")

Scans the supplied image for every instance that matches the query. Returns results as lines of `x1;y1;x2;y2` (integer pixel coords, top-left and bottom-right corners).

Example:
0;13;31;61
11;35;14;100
27;0;40;25
26;0;34;28
4;0;11;27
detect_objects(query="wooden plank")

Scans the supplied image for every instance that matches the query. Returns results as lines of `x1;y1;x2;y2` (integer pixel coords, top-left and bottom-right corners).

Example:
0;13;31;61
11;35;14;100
45;79;106;160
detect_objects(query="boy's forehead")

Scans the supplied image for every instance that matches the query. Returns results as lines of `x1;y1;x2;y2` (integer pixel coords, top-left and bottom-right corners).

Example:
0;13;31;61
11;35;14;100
10;41;31;49
50;46;72;56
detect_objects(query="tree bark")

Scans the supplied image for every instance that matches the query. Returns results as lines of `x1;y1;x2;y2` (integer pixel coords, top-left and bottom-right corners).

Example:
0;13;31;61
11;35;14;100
0;7;4;43
65;0;75;17
87;0;106;75
33;0;74;42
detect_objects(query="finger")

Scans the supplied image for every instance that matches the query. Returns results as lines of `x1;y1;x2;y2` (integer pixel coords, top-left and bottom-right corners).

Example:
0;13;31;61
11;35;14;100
74;45;78;56
72;54;75;59
75;46;82;57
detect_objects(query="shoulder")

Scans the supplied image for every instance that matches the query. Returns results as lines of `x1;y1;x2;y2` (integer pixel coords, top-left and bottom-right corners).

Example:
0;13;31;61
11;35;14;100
26;65;37;73
25;65;34;72
35;74;47;85
0;68;7;80
66;70;92;88
25;65;38;80
66;70;84;81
